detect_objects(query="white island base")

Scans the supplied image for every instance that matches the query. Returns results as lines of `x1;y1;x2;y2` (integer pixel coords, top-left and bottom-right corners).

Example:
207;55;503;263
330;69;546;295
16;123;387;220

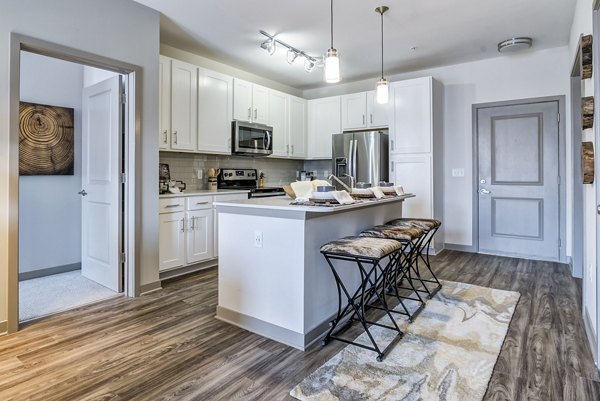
214;195;412;350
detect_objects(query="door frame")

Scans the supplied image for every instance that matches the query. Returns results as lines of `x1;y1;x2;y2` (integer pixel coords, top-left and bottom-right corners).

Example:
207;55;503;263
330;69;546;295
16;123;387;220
7;33;142;333
471;95;567;263
571;46;584;279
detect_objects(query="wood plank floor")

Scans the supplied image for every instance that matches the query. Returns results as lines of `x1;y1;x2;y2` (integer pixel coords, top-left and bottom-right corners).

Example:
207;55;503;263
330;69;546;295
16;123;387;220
0;251;599;400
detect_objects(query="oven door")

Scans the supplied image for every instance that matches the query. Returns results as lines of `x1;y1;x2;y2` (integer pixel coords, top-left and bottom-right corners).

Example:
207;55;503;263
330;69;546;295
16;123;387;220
233;121;273;155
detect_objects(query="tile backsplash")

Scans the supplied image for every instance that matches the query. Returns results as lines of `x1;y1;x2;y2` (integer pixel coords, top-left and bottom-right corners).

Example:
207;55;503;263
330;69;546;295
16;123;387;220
160;152;311;190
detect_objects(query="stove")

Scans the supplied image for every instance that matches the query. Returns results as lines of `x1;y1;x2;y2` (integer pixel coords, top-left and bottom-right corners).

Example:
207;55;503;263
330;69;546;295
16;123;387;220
217;168;286;198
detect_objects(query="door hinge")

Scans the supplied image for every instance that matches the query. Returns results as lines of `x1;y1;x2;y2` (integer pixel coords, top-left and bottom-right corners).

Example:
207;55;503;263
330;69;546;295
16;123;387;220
119;173;127;184
120;252;127;263
557;112;560;123
120;92;127;104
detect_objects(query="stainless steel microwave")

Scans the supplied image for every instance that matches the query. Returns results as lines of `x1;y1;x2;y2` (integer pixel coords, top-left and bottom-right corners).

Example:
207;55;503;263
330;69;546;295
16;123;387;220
232;121;273;156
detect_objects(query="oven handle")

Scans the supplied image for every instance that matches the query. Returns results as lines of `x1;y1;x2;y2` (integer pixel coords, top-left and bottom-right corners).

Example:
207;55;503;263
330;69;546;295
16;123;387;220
250;192;285;198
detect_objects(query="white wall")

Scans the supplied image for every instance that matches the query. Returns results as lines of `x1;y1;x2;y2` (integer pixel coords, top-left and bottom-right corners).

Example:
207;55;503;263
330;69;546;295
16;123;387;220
83;66;119;88
304;47;571;250
19;52;83;274
569;0;597;345
0;0;160;330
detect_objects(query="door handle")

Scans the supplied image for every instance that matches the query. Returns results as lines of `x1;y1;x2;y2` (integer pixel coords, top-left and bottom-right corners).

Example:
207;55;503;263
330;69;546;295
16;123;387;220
370;114;373;124
286;144;289;154
479;188;491;195
173;131;178;144
163;130;168;144
247;107;251;120
78;190;88;196
291;144;294;154
362;115;365;125
597;204;600;214
181;217;186;232
254;108;258;120
190;216;195;231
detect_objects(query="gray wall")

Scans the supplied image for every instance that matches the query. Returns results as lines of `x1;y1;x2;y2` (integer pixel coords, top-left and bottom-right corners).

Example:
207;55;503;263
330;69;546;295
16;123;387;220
0;0;160;326
19;52;83;274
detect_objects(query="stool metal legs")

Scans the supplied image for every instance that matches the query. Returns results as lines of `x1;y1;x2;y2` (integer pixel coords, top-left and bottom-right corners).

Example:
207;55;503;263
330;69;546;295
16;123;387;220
321;252;403;362
412;227;442;299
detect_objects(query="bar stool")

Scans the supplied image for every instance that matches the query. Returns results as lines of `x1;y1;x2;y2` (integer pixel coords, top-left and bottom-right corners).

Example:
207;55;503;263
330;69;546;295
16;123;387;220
320;236;404;361
359;225;426;322
386;218;442;298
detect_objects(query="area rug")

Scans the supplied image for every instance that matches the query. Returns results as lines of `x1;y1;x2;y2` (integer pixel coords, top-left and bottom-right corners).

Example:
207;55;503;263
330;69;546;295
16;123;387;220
290;280;520;401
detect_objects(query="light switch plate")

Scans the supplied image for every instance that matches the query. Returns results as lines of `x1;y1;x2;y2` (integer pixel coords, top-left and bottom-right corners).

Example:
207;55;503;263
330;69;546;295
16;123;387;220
196;169;203;179
452;168;465;177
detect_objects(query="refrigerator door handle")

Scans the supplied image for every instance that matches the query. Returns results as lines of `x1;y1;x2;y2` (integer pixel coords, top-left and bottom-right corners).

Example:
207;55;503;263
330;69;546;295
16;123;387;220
347;139;355;181
353;139;358;178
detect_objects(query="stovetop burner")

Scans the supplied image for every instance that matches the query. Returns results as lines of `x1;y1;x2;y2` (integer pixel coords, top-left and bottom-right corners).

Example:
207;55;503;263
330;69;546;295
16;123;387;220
217;168;285;198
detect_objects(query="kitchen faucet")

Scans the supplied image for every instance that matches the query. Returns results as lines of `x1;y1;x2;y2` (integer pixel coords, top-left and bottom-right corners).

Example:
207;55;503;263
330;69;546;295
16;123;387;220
328;174;352;192
344;174;356;189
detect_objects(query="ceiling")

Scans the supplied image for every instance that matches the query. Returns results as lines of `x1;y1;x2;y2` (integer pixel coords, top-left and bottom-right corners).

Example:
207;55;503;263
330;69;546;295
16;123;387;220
134;0;577;90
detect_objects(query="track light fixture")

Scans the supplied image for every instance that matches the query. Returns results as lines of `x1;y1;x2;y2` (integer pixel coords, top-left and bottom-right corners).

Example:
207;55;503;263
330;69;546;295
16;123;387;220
259;30;321;73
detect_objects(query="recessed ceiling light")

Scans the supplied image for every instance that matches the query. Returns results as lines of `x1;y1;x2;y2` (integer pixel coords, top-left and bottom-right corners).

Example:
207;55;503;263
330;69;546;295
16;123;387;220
497;37;533;53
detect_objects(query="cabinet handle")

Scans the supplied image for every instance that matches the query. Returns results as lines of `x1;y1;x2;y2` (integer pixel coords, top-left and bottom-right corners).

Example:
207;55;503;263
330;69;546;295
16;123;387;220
173;131;178;144
163;130;168;144
362;115;365;125
181;217;185;232
286;144;289;154
247;107;251;120
228;137;231;150
190;216;195;230
291;144;294;154
254;108;257;120
391;162;394;172
196;201;209;205
391;140;394;151
370;114;373;124
165;204;181;208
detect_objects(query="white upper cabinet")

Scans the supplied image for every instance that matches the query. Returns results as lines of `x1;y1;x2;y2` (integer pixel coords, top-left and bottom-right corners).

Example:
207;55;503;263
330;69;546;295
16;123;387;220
366;90;389;128
197;68;233;154
170;59;198;151
288;96;307;158
341;92;367;130
233;78;269;124
252;84;269;125
159;55;171;150
268;89;289;157
307;96;341;159
389;77;432;154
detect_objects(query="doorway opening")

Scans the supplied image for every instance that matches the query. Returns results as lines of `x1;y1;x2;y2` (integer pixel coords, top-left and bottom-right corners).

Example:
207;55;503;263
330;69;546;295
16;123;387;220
7;34;140;333
17;51;126;322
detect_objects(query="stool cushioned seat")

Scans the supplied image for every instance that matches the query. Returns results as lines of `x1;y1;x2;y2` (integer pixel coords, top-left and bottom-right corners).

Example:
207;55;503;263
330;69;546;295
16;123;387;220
320;236;401;259
387;218;441;231
360;225;424;242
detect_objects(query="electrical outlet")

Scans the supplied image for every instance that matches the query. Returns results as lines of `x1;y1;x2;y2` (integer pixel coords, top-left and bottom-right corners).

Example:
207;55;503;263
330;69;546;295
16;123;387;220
254;231;263;248
196;169;203;179
452;168;465;177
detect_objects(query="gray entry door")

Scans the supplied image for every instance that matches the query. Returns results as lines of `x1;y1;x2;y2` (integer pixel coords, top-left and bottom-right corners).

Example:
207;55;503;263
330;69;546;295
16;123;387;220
477;101;560;261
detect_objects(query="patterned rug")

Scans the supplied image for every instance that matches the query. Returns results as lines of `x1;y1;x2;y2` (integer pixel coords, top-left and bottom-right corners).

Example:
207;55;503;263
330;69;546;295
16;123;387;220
290;280;520;401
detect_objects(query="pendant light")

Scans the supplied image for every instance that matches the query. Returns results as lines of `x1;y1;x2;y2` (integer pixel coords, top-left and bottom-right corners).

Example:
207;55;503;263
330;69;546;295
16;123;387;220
325;0;341;83
375;6;389;104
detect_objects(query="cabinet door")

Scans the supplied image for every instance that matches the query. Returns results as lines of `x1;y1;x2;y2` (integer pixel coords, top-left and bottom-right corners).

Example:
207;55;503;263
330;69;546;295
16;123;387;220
252;84;269;124
341;92;367;130
233;79;253;122
307;96;341;159
366;90;389;128
159;211;185;271
288;96;307;158
159;56;171;149
170;60;198;151
390;77;432;154
268;89;289;157
390;155;432;219
186;209;214;264
198;69;233;154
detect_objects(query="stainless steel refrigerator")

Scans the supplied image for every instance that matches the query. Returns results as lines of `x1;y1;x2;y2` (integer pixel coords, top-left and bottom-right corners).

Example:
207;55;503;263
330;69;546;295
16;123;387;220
331;129;389;190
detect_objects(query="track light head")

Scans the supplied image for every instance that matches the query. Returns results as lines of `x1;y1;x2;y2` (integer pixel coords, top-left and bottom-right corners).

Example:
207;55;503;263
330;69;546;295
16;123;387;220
287;50;299;64
260;38;276;55
304;58;316;72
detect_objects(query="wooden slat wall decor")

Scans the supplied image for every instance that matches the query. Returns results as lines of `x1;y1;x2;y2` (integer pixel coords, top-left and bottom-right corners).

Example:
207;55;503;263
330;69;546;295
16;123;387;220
581;34;593;80
19;102;74;176
582;96;595;129
582;141;595;184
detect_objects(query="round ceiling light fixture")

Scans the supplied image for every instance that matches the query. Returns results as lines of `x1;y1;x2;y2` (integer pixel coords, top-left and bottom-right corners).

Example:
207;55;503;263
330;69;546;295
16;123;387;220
497;37;533;53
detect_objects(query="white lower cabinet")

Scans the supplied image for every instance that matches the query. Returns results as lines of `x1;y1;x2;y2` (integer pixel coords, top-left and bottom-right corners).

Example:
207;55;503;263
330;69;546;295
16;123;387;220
159;193;248;272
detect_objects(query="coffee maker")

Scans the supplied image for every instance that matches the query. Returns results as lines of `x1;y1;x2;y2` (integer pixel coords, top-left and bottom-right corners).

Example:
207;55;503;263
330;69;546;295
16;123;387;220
159;163;170;194
207;168;220;191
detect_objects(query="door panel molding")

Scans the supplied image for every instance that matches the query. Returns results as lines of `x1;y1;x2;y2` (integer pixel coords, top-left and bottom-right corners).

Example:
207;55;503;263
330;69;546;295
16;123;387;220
491;197;544;240
472;95;566;262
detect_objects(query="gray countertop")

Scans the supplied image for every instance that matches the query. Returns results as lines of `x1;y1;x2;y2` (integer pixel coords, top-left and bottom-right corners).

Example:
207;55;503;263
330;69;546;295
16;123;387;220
159;189;249;198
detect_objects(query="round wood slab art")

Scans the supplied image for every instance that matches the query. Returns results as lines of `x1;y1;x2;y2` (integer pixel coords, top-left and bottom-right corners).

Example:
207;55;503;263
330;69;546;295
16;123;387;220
19;102;74;175
582;141;595;184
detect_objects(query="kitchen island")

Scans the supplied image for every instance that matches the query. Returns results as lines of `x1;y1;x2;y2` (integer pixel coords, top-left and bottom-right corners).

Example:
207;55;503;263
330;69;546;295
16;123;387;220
213;194;414;350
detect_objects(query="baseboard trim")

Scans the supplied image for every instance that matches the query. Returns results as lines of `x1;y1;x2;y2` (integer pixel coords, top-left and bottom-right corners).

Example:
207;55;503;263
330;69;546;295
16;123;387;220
0;320;7;335
159;259;218;281
444;243;477;253
19;262;81;281
139;281;162;295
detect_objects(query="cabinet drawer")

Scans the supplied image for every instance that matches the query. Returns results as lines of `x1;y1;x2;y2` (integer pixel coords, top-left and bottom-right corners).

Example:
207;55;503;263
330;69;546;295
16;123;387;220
187;195;213;211
159;198;185;213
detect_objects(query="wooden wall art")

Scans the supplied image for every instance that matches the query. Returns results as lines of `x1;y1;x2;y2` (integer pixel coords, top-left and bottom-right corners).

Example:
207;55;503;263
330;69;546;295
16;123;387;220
582;96;595;129
581;34;593;80
582;141;595;184
19;102;74;176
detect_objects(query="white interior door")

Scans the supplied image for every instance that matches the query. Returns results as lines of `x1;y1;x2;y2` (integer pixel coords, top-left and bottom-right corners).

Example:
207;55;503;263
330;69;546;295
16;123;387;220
81;76;122;292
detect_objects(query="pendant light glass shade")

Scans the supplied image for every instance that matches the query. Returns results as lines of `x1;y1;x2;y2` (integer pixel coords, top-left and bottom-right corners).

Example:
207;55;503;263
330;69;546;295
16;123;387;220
376;78;389;104
325;48;340;83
